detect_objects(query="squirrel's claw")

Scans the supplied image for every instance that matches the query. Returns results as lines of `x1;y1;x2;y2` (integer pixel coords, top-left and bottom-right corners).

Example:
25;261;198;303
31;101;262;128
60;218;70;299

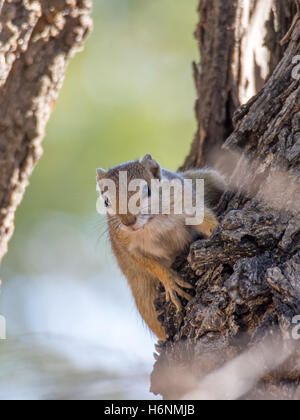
164;274;192;311
174;277;193;289
166;289;182;311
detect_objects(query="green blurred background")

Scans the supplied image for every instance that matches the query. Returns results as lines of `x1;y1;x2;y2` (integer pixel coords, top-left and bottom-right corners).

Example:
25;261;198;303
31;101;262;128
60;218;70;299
16;0;197;226
0;0;198;400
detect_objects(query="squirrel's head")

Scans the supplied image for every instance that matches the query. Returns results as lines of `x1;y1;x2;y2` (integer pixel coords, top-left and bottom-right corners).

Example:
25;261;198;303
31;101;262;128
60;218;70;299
96;154;161;232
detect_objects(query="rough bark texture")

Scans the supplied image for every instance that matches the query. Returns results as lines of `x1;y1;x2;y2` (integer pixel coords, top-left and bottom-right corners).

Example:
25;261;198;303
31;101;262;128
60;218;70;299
0;0;92;261
179;0;240;171
152;1;300;400
181;0;296;172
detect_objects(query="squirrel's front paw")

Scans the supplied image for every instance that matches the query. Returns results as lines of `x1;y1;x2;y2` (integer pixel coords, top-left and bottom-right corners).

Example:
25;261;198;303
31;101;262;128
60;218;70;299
196;209;219;238
164;273;193;311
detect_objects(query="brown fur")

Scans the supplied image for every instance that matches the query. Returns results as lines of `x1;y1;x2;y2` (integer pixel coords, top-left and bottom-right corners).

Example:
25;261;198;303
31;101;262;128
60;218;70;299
97;155;226;340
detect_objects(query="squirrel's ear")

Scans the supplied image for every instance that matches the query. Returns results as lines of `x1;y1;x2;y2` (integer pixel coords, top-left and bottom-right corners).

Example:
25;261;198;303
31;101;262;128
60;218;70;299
140;154;161;180
96;168;107;180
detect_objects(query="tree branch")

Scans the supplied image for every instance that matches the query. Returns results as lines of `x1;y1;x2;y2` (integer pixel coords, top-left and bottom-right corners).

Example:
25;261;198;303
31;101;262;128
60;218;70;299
0;0;92;261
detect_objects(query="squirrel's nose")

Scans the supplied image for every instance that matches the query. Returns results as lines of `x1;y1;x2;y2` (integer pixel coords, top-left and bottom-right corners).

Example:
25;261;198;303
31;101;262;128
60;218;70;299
120;215;137;226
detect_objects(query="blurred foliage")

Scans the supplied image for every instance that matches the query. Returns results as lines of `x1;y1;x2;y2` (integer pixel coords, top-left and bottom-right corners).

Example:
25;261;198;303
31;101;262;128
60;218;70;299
13;0;198;226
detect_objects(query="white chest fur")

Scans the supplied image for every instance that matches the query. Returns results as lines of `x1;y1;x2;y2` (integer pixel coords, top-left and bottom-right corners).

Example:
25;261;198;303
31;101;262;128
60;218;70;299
127;214;192;266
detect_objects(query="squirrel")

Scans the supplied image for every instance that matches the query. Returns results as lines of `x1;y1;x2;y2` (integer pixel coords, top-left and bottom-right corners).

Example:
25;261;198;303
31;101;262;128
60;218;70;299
96;154;226;341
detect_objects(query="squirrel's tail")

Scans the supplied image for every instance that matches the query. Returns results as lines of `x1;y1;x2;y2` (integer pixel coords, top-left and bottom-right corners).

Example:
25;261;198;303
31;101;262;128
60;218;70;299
180;168;227;207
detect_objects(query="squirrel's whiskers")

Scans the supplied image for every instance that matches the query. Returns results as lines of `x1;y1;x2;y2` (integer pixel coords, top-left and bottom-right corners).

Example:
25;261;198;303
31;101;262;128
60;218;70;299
96;154;226;340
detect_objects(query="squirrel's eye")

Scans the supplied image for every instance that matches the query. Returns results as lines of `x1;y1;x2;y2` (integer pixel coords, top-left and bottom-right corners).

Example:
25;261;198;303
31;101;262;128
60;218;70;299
104;197;110;207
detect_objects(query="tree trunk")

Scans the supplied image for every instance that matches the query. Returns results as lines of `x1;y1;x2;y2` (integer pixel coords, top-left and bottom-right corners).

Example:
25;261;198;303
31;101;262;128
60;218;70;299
152;0;300;400
0;0;92;262
181;0;295;173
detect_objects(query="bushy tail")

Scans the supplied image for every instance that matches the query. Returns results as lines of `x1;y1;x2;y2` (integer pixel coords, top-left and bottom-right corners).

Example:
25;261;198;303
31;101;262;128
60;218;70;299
180;168;227;207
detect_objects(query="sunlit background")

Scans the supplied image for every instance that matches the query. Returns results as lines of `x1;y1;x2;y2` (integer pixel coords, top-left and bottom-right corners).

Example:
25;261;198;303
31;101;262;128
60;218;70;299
0;0;198;400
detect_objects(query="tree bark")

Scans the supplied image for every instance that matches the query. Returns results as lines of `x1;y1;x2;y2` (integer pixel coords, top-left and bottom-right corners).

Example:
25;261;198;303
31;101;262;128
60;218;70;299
152;1;300;400
181;0;296;173
0;0;92;262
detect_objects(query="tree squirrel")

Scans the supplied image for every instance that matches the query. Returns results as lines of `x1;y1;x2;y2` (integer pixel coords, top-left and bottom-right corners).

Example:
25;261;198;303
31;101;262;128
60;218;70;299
96;154;226;341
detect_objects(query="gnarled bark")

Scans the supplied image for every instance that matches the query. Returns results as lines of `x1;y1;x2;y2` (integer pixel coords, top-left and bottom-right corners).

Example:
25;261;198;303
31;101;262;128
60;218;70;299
181;0;296;172
0;0;92;261
152;1;300;400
